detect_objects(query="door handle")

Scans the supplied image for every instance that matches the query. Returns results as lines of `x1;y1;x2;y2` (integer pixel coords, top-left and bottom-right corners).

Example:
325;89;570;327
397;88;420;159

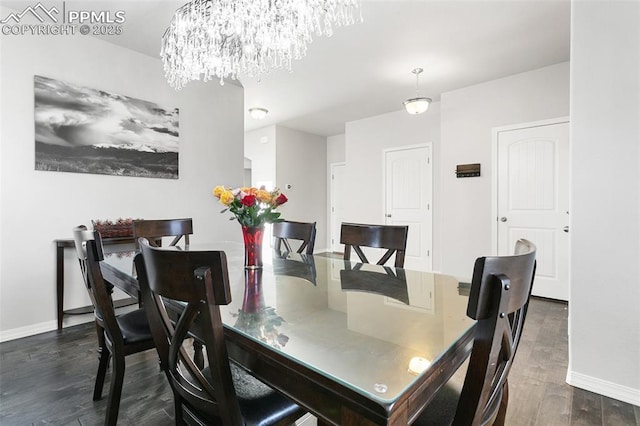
563;226;569;233
500;217;507;222
386;214;392;218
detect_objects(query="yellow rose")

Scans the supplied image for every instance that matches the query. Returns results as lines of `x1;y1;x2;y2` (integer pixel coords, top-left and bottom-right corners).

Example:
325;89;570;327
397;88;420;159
213;185;226;198
256;189;271;203
220;191;235;206
240;187;258;195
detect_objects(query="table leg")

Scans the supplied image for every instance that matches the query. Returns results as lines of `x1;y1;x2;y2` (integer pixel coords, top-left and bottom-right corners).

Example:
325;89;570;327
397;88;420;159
56;244;64;331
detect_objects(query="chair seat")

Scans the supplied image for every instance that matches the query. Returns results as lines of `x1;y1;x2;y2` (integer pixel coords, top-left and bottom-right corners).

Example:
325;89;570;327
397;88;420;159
412;383;460;426
116;309;153;345
414;382;507;426
412;360;467;426
203;364;302;426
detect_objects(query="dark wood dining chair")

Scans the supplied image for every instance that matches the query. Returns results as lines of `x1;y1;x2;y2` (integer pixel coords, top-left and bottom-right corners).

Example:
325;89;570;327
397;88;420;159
340;222;409;268
273;220;317;255
413;239;537;426
135;238;307;426
132;218;193;249
72;226;155;426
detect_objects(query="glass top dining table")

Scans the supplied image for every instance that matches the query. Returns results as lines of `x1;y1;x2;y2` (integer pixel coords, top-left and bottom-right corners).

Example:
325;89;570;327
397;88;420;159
101;242;475;425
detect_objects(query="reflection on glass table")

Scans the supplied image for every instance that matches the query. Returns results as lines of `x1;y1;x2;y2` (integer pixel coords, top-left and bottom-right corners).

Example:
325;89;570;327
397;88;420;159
231;268;289;349
339;261;409;304
271;250;317;285
100;244;475;424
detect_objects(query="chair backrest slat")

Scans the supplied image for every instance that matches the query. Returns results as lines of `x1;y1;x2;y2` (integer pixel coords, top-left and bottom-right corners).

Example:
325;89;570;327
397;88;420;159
135;238;241;425
72;226;123;347
273;220;317;255
340;223;409;268
133;218;193;249
453;238;537;426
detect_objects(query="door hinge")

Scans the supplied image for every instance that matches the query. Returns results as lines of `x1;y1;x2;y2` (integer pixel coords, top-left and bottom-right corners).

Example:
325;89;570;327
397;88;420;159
427;250;430;256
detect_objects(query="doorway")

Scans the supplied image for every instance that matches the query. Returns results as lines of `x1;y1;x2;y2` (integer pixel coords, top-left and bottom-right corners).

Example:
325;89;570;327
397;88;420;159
493;118;570;301
383;144;433;271
329;162;347;253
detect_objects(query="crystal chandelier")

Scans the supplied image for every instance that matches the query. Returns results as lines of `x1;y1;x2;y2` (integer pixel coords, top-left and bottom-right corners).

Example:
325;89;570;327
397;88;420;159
161;0;362;90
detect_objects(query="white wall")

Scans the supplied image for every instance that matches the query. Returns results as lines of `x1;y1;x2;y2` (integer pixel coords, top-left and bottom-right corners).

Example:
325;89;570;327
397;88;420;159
327;133;346;164
0;29;244;340
440;62;570;279
275;126;328;251
341;62;569;275
344;105;442;268
245;126;277;189
568;0;640;405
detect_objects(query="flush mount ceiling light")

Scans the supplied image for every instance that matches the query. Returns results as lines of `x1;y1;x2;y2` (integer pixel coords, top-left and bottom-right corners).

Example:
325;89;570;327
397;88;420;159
403;68;432;115
249;107;269;120
161;0;363;90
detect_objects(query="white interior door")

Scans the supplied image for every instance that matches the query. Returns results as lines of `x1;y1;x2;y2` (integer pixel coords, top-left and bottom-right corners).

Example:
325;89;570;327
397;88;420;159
497;121;570;300
384;145;432;271
330;163;346;253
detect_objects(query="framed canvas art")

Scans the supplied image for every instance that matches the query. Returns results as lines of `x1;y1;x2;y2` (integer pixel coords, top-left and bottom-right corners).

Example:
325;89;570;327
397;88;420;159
34;75;179;179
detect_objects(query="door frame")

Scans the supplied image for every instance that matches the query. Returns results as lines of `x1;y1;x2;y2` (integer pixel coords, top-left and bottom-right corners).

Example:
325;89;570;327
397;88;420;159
382;142;433;270
491;117;570;254
329;161;346;253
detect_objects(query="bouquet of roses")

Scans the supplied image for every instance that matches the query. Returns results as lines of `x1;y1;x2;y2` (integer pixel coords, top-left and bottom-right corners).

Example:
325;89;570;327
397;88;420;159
213;185;288;227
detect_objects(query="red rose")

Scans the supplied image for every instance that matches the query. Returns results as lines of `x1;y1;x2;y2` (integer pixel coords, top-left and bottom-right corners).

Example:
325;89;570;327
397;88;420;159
275;193;288;206
241;194;256;207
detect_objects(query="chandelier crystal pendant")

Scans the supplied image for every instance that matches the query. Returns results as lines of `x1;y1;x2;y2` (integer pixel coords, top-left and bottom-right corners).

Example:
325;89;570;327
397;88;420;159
403;68;432;115
161;0;362;90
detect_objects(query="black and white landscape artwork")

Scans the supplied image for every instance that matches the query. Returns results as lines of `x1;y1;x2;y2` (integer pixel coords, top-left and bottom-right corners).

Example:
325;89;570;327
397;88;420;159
34;75;179;179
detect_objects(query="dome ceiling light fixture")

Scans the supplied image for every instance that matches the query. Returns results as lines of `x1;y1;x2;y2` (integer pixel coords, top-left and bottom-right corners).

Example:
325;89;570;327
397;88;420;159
403;68;432;115
161;0;363;90
249;107;269;120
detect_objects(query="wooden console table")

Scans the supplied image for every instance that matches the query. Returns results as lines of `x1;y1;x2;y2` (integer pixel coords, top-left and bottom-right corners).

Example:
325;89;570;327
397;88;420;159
55;237;137;330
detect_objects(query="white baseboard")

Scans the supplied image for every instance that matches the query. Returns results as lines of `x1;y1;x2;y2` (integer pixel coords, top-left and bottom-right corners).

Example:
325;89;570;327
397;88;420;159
0;314;93;343
0;320;58;343
567;370;640;406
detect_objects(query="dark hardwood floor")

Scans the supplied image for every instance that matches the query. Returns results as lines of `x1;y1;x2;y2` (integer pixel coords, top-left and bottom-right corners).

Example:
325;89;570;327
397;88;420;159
1;298;638;425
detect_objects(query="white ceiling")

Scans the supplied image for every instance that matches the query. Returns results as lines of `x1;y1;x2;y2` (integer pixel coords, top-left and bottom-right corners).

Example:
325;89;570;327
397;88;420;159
34;0;571;136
